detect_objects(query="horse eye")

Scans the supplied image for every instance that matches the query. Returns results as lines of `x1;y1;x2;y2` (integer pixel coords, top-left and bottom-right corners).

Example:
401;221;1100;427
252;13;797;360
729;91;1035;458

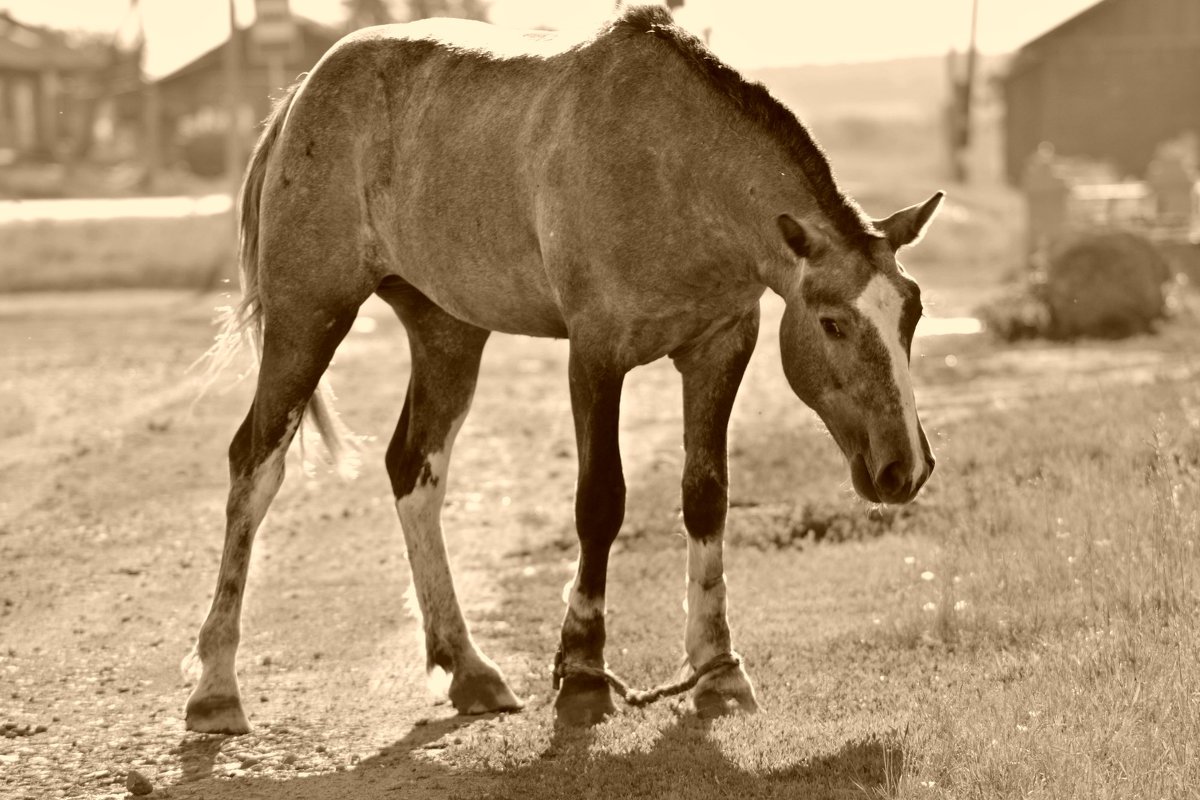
820;317;844;339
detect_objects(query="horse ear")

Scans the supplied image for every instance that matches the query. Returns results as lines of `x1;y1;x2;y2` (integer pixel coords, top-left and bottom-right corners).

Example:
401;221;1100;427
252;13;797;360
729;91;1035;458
777;214;828;260
876;191;944;250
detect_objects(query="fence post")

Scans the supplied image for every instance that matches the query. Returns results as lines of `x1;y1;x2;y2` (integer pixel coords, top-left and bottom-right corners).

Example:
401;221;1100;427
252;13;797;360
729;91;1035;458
1022;144;1070;260
1147;148;1198;230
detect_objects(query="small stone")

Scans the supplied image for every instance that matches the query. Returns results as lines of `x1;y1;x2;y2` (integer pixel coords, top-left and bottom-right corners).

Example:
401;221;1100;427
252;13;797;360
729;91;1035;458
126;770;153;796
240;756;261;768
258;655;272;667
34;724;47;734
281;753;297;765
315;744;326;753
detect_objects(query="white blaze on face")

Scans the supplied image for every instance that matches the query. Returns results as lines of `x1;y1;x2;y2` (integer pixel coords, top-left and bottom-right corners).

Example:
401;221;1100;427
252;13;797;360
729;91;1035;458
853;273;924;485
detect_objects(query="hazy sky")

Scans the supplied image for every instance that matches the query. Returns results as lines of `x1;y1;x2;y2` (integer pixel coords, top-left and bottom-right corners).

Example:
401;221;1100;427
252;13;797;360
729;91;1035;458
3;0;1098;78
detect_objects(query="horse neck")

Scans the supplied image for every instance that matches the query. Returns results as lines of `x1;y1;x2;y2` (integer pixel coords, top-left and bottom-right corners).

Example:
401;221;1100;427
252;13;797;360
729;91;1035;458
652;108;834;294
584;40;848;295
723;143;840;298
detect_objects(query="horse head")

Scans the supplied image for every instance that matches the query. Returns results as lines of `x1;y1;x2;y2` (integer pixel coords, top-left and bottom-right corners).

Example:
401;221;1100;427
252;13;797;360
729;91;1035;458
775;192;943;505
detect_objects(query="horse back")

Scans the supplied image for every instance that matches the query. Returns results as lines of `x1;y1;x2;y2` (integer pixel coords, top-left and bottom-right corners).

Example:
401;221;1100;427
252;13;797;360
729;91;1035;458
261;15;770;356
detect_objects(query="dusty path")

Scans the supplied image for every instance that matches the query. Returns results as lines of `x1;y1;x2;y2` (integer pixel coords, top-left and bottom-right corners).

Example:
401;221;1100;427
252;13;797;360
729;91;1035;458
2;291;1196;799
1;289;698;799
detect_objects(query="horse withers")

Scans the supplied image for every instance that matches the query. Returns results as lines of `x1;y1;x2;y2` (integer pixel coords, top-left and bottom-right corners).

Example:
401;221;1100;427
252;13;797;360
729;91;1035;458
184;6;942;733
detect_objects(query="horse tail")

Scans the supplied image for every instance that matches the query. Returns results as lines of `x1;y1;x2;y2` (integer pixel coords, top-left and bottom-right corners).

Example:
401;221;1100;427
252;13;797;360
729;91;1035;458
197;79;360;479
234;80;298;360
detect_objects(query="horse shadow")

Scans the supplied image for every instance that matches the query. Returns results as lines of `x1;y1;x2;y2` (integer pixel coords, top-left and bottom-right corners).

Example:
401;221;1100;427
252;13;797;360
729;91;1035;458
175;734;226;784
166;708;904;799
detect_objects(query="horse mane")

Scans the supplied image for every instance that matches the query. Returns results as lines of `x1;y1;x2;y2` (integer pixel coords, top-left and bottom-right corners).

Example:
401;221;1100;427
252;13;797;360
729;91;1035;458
611;6;878;246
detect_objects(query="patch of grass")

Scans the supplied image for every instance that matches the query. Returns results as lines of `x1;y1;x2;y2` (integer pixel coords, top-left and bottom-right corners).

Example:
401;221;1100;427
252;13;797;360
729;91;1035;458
461;350;1198;798
726;501;923;551
886;385;1199;646
866;385;1200;798
902;617;1199;799
0;214;236;292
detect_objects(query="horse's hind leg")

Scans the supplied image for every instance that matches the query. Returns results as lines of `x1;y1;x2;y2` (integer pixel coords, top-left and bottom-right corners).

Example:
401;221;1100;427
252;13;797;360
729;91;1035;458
185;299;361;734
381;285;521;715
672;311;760;717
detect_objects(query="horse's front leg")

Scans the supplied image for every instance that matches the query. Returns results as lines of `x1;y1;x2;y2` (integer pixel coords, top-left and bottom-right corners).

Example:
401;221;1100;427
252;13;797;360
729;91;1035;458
673;311;761;717
554;345;627;726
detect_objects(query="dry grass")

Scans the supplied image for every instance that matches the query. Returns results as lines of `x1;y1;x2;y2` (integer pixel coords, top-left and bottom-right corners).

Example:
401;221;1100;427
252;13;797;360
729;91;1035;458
879;385;1199;799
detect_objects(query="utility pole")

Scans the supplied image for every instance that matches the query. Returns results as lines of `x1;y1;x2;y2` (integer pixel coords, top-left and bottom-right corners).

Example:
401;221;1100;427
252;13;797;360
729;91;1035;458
253;0;297;121
963;0;979;153
947;0;979;183
205;0;245;293
136;0;159;191
224;0;244;189
267;49;286;105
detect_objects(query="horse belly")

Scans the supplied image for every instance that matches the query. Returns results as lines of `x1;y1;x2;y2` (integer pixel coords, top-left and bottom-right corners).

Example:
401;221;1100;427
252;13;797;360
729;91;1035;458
402;253;568;338
379;158;565;336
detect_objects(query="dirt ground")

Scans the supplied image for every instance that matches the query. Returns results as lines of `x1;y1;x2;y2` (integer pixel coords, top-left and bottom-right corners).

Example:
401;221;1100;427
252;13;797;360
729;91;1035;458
1;287;1197;800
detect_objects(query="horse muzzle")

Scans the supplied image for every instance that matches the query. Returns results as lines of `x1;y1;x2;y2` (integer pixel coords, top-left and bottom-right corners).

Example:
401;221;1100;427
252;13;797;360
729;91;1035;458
850;451;934;505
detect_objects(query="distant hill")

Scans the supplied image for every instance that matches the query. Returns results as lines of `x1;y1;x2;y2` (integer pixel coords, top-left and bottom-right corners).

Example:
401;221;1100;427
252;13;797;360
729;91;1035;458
747;54;1009;122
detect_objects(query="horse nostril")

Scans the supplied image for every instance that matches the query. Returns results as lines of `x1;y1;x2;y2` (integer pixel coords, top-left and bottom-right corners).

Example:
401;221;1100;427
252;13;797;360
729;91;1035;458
875;461;907;498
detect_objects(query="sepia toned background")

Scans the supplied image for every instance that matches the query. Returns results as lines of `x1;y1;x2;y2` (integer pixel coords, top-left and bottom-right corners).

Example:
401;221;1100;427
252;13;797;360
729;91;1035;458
1;1;1197;798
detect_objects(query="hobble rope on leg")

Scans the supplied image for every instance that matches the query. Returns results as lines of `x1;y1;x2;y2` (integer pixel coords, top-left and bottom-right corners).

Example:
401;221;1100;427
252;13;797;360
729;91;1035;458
552;648;743;709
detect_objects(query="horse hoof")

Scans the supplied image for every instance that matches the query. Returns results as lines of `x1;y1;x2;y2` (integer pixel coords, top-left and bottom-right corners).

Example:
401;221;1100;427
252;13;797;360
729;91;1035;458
449;666;523;715
184;693;250;735
554;675;615;727
692;662;758;719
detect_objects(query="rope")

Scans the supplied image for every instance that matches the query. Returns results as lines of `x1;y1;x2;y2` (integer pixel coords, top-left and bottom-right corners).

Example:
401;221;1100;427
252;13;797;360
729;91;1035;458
552;649;742;708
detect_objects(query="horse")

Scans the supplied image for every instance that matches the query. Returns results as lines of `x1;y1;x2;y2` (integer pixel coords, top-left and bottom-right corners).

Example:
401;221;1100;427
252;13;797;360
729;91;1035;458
184;6;942;734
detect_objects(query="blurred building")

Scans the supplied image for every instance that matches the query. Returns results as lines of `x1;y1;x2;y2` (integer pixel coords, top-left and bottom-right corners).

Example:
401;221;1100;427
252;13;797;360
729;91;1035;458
136;15;339;176
1002;0;1200;185
0;12;102;162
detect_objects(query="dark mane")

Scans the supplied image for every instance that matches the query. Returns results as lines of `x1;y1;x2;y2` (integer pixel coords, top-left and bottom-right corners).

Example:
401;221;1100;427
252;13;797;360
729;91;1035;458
612;6;878;245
